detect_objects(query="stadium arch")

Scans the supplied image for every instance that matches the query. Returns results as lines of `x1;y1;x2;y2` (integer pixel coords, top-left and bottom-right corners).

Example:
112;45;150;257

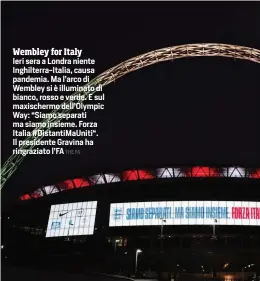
2;43;260;189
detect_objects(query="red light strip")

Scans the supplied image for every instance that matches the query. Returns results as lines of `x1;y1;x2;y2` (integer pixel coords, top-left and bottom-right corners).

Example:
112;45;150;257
20;167;260;200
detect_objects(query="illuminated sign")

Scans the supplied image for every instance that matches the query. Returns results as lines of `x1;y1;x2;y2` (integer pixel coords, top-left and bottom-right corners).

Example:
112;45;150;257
46;201;97;237
109;201;260;227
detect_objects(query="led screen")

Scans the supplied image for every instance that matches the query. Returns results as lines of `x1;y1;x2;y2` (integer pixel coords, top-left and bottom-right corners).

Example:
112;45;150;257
46;201;97;237
109;201;260;227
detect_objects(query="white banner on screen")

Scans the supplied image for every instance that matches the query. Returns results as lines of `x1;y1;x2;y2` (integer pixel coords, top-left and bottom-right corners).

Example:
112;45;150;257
46;201;97;237
109;201;260;227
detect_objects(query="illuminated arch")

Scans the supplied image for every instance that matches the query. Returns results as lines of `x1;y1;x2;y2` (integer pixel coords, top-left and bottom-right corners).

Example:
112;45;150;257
1;43;260;189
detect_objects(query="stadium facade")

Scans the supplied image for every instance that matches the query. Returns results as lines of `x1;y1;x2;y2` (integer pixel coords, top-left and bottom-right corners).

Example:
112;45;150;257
3;166;260;278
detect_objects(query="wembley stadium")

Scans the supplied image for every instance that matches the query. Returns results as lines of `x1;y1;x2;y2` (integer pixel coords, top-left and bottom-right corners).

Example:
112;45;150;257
2;166;260;279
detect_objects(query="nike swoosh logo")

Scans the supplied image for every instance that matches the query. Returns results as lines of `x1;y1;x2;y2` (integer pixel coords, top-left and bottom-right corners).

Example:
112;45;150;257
59;212;69;217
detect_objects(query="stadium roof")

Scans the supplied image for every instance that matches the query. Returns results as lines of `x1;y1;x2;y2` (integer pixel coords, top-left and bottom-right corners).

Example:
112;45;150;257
2;3;259;205
20;166;260;201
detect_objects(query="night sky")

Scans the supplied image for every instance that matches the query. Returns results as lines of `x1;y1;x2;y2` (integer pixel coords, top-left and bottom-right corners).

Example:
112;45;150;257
1;2;260;201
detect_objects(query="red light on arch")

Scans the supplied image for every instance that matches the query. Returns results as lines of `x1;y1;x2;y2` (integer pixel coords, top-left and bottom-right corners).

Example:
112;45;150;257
73;178;90;188
20;194;30;200
188;166;219;177
63;180;74;189
138;170;154;180
250;169;260;179
31;192;42;199
58;178;90;190
123;170;154;181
